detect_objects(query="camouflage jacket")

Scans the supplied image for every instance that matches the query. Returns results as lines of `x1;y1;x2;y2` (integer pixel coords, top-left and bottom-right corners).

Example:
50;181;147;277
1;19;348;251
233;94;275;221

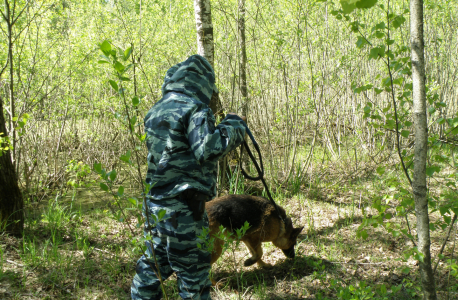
144;55;247;200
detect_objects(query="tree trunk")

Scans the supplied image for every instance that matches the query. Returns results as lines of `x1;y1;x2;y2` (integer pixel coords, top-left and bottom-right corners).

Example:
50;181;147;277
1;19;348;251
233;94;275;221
0;95;24;237
238;0;248;115
194;0;222;114
238;0;251;169
194;0;229;195
410;0;437;299
5;0;16;165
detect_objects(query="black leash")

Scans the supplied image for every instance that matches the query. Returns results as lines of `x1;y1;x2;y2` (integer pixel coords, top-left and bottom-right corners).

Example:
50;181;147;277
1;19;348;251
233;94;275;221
239;127;286;224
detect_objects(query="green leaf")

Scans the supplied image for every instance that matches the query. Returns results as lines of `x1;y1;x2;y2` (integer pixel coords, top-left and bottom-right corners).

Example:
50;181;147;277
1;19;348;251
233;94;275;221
114;61;125;73
451;126;458;135
369;46;385;60
100;182;109;192
340;0;356;14
374;88;383;95
391;230;400;237
393;77;404;85
109;169;117;182
426;166;440;177
118;186;124;197
356;37;367;48
130;116;137;126
100;40;111;55
386;39;395;46
124;47;133;60
99;54;111;62
439;206;449;216
374;22;386;30
385;119;396;129
120;150;132;163
392;15;406;29
358;229;369;239
401;130;410;138
158;209;167;221
380;284;387;295
382;77;392;87
93;163;102;174
109;80;118;92
98;60;110;64
128;197;138;206
402;267;410;274
356;0;377;9
376;166;385;175
132;96;140;107
375;31;385;39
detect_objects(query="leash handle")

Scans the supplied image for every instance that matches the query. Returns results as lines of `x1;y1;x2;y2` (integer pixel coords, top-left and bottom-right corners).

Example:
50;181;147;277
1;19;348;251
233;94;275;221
239;127;285;224
240;127;264;180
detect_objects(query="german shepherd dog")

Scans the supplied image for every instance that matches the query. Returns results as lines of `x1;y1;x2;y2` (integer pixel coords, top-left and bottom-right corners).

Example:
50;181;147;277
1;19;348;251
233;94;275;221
206;194;303;272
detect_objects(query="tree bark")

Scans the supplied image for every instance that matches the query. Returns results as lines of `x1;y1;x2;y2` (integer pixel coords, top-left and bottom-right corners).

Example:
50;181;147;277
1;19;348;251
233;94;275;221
238;0;248;115
194;0;215;66
5;0;16;165
410;0;437;299
0;95;24;237
194;0;222;114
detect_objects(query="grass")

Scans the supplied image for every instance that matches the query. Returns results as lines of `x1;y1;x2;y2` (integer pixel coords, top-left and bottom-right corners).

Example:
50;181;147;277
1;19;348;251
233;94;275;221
1;152;458;299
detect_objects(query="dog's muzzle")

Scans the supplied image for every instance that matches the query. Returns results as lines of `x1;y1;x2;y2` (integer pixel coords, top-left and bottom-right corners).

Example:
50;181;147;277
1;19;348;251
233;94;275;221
282;246;295;258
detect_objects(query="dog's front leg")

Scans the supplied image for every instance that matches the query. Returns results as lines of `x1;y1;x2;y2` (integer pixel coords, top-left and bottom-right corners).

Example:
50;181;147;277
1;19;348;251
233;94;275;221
243;240;271;267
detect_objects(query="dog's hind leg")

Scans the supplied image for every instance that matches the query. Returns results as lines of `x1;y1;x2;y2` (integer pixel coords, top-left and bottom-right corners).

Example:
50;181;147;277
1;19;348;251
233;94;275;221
243;240;271;267
209;236;224;286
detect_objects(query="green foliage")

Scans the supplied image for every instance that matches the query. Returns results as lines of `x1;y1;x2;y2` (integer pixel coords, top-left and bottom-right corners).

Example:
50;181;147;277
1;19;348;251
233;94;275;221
328;3;458;281
66;160;92;188
197;221;251;256
0;132;12;157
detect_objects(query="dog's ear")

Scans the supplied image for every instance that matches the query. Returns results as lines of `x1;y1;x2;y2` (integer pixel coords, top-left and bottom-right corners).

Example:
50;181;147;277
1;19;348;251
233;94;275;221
292;226;304;239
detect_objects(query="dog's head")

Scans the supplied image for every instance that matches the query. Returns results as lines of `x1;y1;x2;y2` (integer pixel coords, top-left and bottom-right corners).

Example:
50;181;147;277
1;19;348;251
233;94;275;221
280;226;303;258
274;217;304;258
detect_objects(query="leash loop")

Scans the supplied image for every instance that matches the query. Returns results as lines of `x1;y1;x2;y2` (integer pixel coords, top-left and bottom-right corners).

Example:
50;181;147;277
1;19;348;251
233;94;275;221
239;127;286;224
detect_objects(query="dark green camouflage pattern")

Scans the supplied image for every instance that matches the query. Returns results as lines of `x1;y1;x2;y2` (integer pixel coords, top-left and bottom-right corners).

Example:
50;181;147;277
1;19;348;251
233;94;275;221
131;197;212;300
132;55;247;300
144;54;246;200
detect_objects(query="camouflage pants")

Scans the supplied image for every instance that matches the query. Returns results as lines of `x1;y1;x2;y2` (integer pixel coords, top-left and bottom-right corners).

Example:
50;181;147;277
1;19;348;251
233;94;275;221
131;197;212;300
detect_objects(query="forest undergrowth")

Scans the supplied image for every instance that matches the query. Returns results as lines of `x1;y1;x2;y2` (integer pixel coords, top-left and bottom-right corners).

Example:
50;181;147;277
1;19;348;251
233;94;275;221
1;0;458;299
1;148;457;300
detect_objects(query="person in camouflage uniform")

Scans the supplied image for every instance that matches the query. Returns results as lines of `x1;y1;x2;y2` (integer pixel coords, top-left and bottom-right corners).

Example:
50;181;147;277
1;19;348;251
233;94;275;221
131;54;247;300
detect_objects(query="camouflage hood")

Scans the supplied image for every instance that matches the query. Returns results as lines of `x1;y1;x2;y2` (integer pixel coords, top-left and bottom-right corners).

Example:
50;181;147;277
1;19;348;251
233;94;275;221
144;55;246;200
161;54;218;105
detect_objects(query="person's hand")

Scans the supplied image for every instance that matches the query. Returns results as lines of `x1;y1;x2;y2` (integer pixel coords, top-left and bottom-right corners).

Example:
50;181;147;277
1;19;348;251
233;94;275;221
227;113;247;123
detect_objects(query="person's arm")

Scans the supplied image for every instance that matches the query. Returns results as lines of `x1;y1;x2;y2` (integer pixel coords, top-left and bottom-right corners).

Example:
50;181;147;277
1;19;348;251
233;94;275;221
186;107;246;164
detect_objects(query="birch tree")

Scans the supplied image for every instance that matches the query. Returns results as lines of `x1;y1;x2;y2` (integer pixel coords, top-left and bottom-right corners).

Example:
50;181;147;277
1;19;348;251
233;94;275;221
411;0;437;299
194;0;223;114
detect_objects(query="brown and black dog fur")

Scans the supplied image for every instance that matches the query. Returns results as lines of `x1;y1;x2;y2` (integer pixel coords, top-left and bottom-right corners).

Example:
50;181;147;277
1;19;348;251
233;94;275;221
205;194;303;275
